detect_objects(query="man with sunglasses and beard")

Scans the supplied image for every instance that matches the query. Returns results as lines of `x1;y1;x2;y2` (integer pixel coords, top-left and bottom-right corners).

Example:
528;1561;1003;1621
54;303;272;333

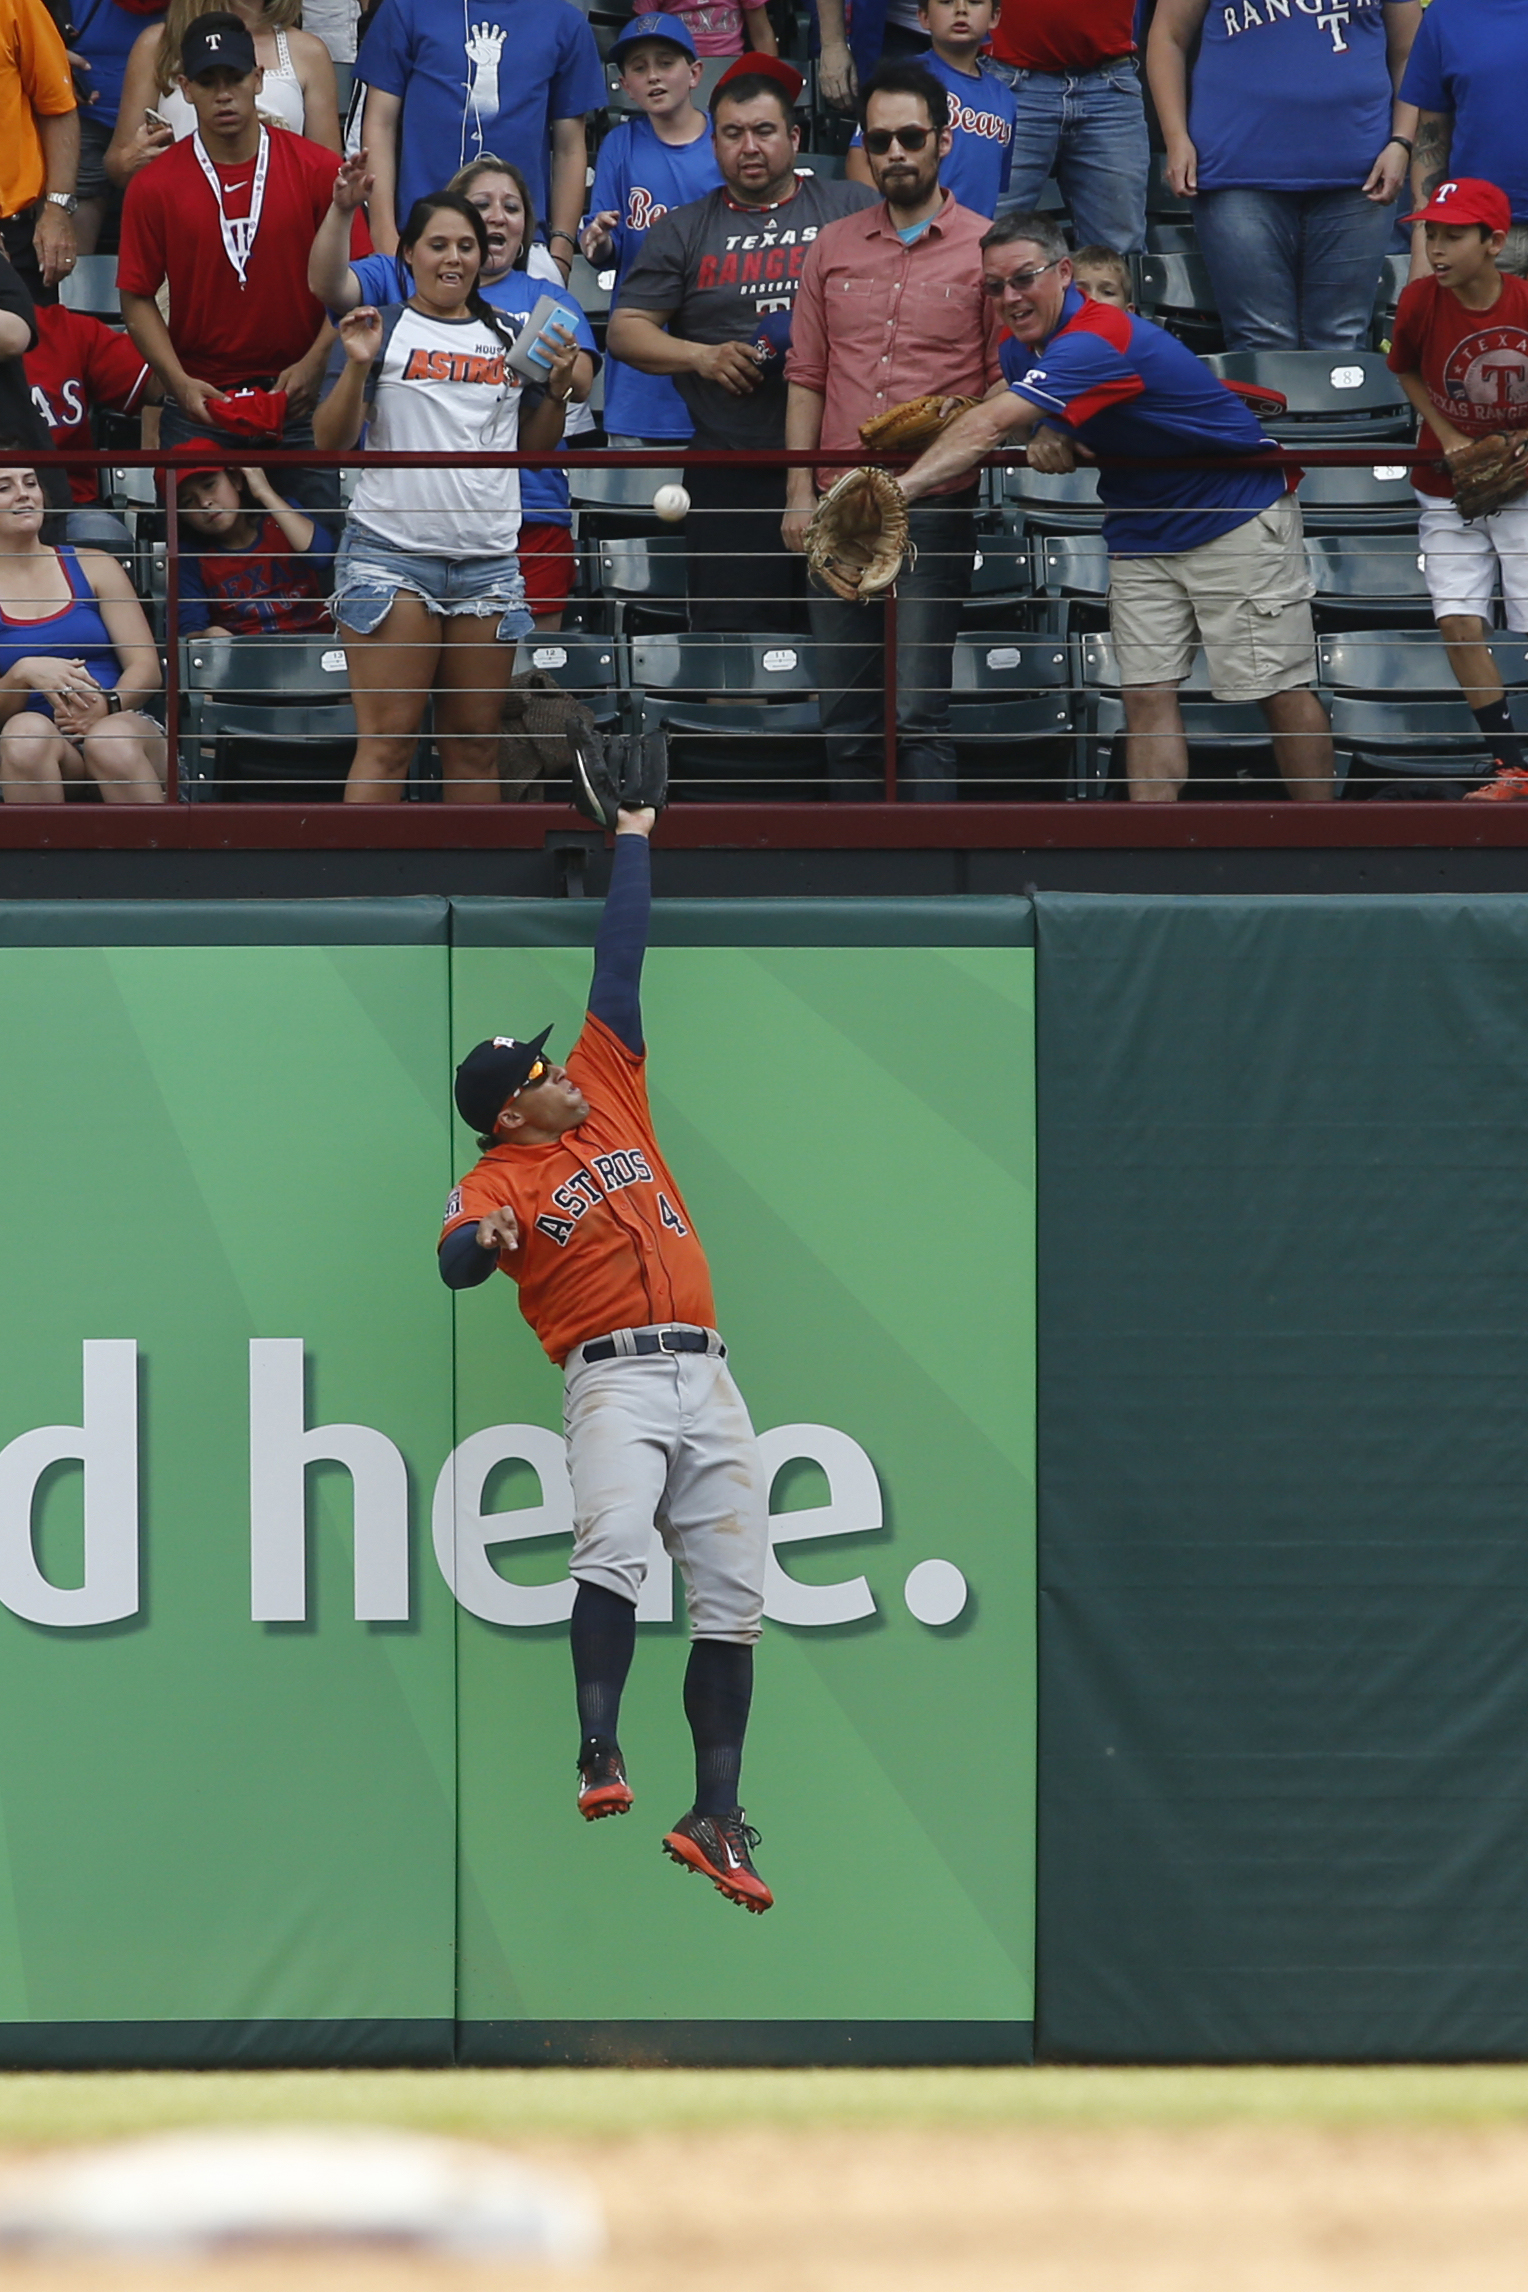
783;62;1003;797
438;804;775;1916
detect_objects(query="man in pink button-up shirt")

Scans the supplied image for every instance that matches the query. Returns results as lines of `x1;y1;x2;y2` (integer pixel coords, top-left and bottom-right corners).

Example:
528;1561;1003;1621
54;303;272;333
784;60;1005;798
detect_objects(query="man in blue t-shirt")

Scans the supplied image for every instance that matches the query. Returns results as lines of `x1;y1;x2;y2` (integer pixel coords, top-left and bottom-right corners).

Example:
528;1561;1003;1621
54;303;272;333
1403;0;1528;277
896;210;1334;802
358;0;605;270
582;13;722;446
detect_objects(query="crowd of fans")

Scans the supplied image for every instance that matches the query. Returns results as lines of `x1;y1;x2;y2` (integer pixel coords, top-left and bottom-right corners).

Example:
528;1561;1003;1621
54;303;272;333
0;0;1522;804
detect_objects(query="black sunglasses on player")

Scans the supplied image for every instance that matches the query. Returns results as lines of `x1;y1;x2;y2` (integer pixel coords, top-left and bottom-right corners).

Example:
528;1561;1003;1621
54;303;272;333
863;124;934;154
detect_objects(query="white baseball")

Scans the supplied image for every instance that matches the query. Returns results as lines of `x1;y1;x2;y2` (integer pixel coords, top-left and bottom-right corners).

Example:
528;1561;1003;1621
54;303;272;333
652;484;690;522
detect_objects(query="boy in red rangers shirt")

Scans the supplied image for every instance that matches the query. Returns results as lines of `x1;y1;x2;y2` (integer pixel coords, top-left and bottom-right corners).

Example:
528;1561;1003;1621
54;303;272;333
1389;177;1528;800
438;807;774;1915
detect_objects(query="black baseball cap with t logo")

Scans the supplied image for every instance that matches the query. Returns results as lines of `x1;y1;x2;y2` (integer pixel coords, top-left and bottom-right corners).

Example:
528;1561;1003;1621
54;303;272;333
181;14;258;78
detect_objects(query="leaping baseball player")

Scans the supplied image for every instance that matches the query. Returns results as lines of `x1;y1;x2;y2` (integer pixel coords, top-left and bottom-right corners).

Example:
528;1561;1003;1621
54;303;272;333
437;806;774;1913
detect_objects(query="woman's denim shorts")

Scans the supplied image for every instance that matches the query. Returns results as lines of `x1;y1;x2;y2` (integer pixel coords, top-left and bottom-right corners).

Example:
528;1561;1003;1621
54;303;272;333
331;524;535;642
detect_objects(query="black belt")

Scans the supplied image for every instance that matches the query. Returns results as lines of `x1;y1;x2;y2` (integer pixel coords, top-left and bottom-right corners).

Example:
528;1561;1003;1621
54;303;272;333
579;1327;724;1363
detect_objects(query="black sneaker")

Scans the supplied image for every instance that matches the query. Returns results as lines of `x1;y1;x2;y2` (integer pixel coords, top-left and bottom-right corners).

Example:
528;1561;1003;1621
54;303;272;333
577;1745;633;1821
662;1807;773;1912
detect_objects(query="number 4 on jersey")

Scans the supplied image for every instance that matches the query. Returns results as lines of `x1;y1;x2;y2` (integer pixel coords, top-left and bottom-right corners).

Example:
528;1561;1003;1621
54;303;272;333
658;1192;688;1236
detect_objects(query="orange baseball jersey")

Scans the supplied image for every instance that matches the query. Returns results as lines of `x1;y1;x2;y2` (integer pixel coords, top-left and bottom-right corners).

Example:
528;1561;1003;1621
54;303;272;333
439;1012;716;1365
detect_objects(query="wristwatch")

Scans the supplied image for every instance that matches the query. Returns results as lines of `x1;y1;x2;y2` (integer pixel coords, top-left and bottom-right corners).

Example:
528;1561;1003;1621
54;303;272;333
104;691;122;713
44;192;78;214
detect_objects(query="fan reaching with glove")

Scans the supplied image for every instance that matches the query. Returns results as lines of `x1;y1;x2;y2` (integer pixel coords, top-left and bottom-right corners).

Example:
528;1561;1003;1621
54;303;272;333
802;395;979;604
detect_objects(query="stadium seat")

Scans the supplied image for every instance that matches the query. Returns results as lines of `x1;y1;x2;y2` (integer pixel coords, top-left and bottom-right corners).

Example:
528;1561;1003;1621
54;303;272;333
1147;152;1192;220
795;152;849;179
628;632;824;800
1326;693;1492;783
1372;251;1410;345
58;255;119;317
1001;462;1104;533
594;531;689;636
949;633;1073;796
521;630;622;731
1204;351;1411;441
1319;628;1520;784
1144;220;1198;256
179;632;355;801
1306;531;1433;626
1317;628;1461;697
565;252;613;321
965;519;1038;621
1033;531;1110;636
570;461;684;521
1076;629;1295;797
1295;461;1417;532
1136;251;1223;353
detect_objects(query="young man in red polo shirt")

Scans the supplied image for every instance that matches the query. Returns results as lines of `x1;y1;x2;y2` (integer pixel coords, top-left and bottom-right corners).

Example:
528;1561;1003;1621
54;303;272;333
784;62;1004;797
116;12;368;514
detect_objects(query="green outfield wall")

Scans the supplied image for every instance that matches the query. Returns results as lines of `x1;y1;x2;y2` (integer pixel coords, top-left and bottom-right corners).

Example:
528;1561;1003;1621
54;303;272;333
4;886;1524;2067
0;899;1034;2066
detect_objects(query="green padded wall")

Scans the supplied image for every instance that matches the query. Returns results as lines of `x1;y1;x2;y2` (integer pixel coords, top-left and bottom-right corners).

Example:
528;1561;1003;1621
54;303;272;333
1035;892;1528;2061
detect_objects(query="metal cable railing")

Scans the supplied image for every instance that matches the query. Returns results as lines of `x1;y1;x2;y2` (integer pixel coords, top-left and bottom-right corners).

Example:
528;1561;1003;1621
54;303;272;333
0;442;1507;810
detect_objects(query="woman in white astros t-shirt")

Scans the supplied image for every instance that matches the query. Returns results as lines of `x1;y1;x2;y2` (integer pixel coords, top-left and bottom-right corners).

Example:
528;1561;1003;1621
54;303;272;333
314;191;578;802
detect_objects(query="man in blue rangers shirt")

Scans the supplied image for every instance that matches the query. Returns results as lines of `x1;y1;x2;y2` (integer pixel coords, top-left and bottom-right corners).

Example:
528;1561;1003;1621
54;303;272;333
897;210;1335;801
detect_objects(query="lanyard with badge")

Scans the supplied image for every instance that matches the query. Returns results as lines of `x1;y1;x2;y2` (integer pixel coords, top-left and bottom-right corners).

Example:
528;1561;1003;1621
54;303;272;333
193;125;269;288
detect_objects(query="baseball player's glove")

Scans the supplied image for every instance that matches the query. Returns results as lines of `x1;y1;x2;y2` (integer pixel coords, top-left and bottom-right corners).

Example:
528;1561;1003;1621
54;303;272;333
1447;431;1528;522
569;727;669;830
804;466;913;604
858;394;980;455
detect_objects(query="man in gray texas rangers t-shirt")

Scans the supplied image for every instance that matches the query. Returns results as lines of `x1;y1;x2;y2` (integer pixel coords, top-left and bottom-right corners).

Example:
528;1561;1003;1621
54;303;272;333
609;61;875;630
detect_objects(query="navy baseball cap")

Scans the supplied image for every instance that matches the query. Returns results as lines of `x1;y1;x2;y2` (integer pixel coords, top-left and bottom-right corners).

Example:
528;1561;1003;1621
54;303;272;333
180;13;258;78
455;1027;554;1135
611;12;698;64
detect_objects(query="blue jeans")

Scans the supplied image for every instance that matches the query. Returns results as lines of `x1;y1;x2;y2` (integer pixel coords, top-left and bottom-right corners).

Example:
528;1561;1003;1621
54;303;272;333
987;55;1148;256
808;492;977;800
1191;186;1396;352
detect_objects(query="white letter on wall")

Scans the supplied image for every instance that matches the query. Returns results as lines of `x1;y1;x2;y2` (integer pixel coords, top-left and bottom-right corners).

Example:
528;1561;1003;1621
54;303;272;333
757;1422;880;1627
432;1424;575;1626
0;1339;139;1627
248;1338;409;1621
431;1428;673;1625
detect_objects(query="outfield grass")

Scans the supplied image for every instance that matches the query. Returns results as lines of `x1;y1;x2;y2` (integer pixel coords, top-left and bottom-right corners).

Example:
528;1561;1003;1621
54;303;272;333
0;2065;1525;2145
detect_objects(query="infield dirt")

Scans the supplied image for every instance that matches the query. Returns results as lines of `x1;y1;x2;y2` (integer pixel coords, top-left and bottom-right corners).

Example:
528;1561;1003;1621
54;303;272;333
2;2119;1528;2290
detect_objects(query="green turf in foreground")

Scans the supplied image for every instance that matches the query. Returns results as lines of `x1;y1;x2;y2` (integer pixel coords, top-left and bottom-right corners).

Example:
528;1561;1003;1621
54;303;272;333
0;2067;1526;2143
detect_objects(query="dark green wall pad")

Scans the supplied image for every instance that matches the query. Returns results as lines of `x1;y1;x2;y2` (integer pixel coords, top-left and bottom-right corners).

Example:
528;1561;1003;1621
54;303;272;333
0;899;449;945
1035;892;1528;2062
0;2022;454;2068
458;2022;1035;2066
451;896;1035;947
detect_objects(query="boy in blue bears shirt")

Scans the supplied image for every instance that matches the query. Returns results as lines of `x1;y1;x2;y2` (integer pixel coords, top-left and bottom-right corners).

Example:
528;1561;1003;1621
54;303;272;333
582;15;723;445
847;0;1015;217
894;209;1335;803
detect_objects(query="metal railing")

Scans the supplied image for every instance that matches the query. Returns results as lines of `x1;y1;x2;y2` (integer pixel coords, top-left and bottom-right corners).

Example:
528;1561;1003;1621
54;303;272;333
3;440;1503;817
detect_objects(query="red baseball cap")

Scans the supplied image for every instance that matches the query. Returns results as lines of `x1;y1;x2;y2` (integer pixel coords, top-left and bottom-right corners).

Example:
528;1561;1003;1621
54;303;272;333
154;436;229;500
1404;177;1512;232
713;51;805;106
